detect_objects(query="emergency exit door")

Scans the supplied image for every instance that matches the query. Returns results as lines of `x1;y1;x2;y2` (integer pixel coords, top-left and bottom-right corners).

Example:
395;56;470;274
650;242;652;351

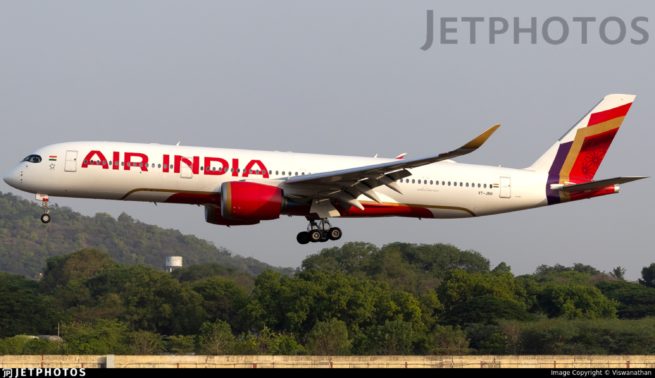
64;150;78;172
500;177;511;198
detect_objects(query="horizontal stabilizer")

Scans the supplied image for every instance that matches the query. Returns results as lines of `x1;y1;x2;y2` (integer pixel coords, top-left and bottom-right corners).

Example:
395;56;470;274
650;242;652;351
551;176;647;192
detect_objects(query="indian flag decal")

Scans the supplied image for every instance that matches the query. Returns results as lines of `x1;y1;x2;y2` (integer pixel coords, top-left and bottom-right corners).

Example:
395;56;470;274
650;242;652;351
49;155;57;161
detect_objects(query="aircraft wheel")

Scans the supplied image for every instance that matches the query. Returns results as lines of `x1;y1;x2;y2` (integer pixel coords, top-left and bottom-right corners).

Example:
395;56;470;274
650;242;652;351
309;230;322;243
328;227;342;241
296;232;310;245
40;213;51;224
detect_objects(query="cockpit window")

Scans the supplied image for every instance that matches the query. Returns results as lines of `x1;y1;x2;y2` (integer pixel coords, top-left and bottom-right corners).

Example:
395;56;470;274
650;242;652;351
22;154;42;163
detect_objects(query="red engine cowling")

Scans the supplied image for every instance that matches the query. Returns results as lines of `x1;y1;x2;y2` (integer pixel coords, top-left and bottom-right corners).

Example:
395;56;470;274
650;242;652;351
220;182;283;221
205;205;260;226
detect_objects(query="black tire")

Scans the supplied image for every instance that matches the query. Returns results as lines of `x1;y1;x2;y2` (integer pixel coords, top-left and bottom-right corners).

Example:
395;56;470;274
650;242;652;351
40;213;51;224
320;231;329;242
296;232;310;245
309;230;322;242
328;227;342;241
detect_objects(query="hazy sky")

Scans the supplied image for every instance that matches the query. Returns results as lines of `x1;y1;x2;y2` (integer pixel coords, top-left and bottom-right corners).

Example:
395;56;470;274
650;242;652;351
1;1;652;278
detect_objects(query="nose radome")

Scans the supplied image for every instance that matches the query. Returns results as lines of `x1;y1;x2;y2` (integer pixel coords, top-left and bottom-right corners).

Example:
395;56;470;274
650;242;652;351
3;167;19;188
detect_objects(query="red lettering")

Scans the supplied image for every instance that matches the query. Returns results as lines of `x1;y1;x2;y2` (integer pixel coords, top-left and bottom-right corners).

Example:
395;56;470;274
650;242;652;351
163;154;170;173
81;150;109;169
80;150;269;179
232;158;239;177
243;160;269;178
112;151;120;170
174;155;199;174
124;152;148;171
204;157;229;176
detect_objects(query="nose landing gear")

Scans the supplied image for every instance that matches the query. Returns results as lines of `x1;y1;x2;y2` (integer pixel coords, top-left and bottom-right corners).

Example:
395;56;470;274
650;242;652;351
296;219;342;245
36;193;51;224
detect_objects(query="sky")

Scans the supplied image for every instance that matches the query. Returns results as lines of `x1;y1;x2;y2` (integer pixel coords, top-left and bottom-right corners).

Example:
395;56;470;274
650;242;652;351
0;1;652;278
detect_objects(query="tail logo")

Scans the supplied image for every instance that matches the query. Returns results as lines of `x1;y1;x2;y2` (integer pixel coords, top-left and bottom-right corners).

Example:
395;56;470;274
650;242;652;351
547;98;633;204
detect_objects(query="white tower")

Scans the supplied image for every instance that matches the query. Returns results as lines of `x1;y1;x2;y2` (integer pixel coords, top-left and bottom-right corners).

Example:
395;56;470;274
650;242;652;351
165;256;183;273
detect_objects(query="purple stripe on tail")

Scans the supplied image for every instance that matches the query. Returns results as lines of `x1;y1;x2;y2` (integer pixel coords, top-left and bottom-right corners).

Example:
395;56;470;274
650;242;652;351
546;142;572;204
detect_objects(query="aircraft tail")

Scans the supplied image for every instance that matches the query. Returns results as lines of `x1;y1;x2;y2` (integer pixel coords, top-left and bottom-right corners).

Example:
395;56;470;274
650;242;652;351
527;94;637;204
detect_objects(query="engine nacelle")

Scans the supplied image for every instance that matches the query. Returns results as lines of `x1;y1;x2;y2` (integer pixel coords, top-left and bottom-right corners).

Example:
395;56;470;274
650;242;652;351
220;181;283;221
204;205;260;226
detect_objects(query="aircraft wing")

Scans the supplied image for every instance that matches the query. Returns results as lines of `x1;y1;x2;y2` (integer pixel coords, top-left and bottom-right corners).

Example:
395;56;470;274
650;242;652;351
283;124;500;212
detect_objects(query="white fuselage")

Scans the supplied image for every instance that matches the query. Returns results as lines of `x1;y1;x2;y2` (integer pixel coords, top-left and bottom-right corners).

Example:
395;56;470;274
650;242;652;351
4;141;549;219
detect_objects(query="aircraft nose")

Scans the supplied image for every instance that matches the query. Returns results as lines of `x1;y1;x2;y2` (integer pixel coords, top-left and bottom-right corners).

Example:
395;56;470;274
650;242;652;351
3;167;19;188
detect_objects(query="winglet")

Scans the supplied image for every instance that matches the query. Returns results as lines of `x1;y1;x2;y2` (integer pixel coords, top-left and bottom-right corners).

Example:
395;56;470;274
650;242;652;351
460;124;500;151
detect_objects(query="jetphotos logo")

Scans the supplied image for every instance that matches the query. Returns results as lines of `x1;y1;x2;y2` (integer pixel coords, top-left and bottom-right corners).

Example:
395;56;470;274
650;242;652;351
420;10;649;50
2;369;85;378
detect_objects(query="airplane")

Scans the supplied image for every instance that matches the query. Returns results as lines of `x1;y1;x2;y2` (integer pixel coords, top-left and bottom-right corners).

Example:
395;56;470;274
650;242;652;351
3;94;646;244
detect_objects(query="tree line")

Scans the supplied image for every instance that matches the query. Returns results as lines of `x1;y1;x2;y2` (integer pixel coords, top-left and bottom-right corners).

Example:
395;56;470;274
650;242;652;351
0;192;289;277
1;243;655;355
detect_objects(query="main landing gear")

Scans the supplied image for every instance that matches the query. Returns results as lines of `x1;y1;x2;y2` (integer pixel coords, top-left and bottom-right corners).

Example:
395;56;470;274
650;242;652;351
296;219;342;245
37;193;51;224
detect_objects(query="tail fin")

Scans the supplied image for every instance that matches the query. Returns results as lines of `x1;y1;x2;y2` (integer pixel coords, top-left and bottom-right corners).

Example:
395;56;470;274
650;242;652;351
528;94;636;204
529;94;635;180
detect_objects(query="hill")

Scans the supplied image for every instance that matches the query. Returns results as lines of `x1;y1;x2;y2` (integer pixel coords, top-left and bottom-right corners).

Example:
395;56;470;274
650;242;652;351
0;192;291;278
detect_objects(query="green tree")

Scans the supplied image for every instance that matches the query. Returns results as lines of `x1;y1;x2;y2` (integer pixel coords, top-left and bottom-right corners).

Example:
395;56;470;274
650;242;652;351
438;270;529;325
197;321;235;355
0;336;62;355
465;323;508;354
611;266;626;281
126;331;163;354
597;280;655;318
260;329;305;355
86;265;206;334
302;242;378;274
305;319;351;355
360;320;416;355
424;325;469;355
61;320;130;354
492;262;512;274
537;284;617;319
166;335;195;354
40;249;116;292
191;277;248;331
0;273;57;337
639;263;655;288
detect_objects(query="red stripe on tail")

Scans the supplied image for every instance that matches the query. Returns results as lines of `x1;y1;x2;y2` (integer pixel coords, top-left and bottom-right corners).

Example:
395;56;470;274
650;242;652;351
588;103;632;127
